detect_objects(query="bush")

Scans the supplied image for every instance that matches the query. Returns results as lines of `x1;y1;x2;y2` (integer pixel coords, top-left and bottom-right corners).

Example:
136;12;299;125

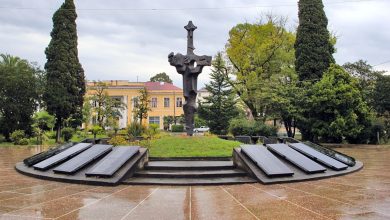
61;127;74;142
144;124;160;139
253;121;278;137
0;134;5;143
106;130;115;138
11;130;26;144
171;124;184;132
18;138;29;145
228;118;254;136
108;136;128;146
229;118;277;136
127;122;144;139
45;130;57;139
91;125;104;139
118;129;127;135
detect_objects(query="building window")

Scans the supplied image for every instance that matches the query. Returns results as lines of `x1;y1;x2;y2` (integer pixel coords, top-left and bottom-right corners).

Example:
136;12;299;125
176;97;182;107
149;116;160;125
151;97;157;108
164;98;170;108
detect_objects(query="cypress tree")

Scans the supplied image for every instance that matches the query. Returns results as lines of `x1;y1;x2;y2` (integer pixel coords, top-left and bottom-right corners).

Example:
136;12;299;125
198;52;238;135
295;0;335;81
44;0;85;142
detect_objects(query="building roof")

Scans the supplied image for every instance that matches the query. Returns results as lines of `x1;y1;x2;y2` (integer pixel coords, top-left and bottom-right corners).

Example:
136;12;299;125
145;82;182;91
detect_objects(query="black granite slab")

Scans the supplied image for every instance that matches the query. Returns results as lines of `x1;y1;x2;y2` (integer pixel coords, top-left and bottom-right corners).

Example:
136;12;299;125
241;145;294;177
267;144;326;173
23;142;74;166
33;143;93;171
289;143;348;170
53;144;112;174
85;146;140;178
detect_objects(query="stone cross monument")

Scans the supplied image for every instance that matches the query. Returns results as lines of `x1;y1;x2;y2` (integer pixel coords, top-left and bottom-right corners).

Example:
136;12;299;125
168;21;212;136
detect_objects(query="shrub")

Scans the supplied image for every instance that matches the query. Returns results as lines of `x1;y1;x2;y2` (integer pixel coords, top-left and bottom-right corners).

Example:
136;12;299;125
127;122;144;139
91;125;103;139
228;118;254;136
229;118;278;136
18;138;29;145
253;121;278;137
0;134;5;143
108;136;128;146
171;124;184;132
106;130;115;138
61;127;74;142
11;130;26;144
118;129;127;135
45;130;57;139
144;124;160;139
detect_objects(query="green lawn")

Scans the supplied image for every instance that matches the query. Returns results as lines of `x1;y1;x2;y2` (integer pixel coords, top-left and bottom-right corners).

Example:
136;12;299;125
144;135;241;157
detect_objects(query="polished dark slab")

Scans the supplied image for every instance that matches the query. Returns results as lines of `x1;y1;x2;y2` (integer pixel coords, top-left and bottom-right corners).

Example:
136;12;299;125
233;148;363;184
53;144;112;174
289;143;348;170
33;143;93;171
267;144;326;174
23;142;74;166
85;146;140;177
241;145;294;177
304;141;356;166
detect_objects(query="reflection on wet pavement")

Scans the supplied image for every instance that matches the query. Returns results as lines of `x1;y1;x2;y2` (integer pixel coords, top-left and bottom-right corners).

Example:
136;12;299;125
0;145;389;219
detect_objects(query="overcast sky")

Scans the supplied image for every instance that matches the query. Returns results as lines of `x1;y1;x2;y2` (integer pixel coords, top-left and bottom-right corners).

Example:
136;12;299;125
1;0;389;88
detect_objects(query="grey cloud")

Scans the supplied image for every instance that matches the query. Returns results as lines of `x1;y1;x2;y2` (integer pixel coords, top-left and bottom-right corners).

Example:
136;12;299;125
0;0;389;88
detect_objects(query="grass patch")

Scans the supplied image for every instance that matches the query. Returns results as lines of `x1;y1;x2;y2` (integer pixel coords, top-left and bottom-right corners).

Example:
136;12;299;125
144;135;241;157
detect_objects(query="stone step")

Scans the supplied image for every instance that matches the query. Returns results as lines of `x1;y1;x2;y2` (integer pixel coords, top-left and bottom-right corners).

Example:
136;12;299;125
123;176;256;185
145;161;234;170
134;169;247;178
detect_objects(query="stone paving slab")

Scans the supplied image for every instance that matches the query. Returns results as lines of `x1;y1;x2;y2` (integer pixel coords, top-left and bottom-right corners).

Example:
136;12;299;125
0;146;388;219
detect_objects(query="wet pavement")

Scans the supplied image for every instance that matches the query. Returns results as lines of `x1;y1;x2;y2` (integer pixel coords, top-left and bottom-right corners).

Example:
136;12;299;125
0;146;389;220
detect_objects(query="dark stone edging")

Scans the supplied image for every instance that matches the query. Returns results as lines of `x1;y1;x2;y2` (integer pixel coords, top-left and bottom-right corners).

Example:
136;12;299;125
233;147;364;184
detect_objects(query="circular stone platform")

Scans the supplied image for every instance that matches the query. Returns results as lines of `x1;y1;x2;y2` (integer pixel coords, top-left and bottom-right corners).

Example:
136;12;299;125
15;142;363;186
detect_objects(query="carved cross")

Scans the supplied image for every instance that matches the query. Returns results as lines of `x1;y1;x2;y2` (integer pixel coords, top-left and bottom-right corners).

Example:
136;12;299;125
168;21;212;136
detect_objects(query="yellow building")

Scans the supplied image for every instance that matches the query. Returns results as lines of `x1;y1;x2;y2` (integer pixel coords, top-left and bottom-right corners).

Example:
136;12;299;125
86;80;184;129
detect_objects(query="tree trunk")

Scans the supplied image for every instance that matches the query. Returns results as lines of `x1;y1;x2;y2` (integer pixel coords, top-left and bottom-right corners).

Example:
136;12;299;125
55;117;62;143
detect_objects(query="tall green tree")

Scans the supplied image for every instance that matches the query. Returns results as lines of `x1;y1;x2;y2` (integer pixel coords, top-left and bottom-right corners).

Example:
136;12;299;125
225;16;296;121
298;64;371;142
295;0;335;81
149;72;173;84
0;54;40;140
198;52;238;135
44;0;85;142
343;60;384;103
373;75;390;115
89;82;125;128
133;88;151;124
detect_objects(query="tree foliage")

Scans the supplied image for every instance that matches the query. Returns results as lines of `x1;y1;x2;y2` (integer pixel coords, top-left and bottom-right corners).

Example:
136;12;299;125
297;64;372;142
225;16;296;121
133;88;151;124
0;54;40;140
198;52;239;135
343;60;384;103
295;0;335;81
373;75;390;115
44;0;85;142
33;111;55;131
89;82;125;128
150;72;173;84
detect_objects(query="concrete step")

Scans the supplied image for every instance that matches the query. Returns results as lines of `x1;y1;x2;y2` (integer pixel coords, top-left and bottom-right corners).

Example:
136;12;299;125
123;176;256;185
134;169;247;178
145;161;234;170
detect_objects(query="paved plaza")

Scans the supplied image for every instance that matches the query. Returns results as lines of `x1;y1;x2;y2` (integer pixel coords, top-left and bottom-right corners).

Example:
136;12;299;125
0;146;389;219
